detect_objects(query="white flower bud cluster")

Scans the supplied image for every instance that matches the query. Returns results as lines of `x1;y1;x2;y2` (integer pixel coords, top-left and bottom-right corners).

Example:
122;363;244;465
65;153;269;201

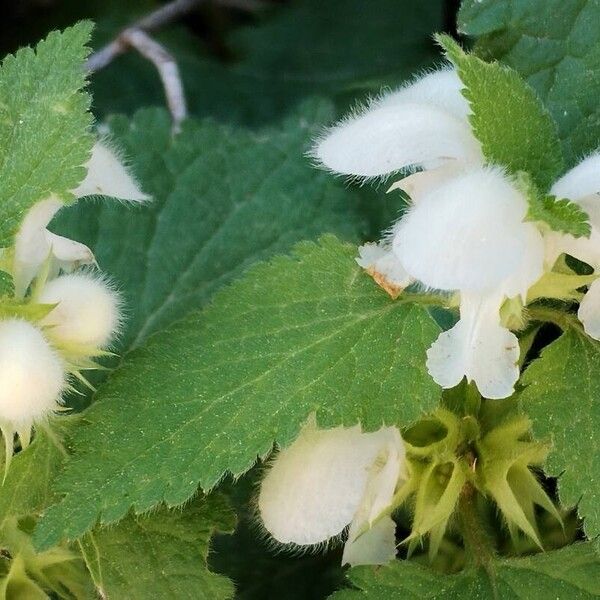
0;139;147;463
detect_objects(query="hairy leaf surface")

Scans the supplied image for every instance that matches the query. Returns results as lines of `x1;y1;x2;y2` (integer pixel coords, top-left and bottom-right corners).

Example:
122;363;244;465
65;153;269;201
35;236;441;548
0;22;94;246
459;0;600;167
331;544;600;599
520;330;600;540
79;495;235;600
439;34;563;191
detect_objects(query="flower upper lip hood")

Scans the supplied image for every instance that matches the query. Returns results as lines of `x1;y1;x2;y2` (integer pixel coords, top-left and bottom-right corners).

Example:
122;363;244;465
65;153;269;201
312;67;545;399
258;415;406;567
312;67;483;179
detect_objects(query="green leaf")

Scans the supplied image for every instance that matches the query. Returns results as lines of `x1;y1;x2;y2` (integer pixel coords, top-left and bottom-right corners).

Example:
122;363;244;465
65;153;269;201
79;494;235;600
34;236;441;548
331;543;600;599
520;330;600;540
458;0;600;167
0;271;13;296
89;0;444;125
0;426;68;527
526;194;591;238
437;34;563;191
0;22;94;247
53;102;369;352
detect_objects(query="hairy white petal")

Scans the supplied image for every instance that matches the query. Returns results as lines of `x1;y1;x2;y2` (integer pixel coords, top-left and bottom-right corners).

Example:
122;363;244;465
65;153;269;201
426;293;519;399
40;273;121;348
376;67;469;121
356;243;412;288
342;427;405;566
394;167;544;293
578;279;600;340
314;103;481;178
551;151;600;201
74;141;149;202
258;419;404;546
46;232;94;264
388;163;465;201
0;320;64;426
342;516;397;567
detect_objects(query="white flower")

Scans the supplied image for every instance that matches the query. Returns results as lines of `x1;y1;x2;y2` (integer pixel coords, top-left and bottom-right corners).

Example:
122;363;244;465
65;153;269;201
39;272;122;349
258;416;406;567
313;67;482;178
73;140;150;201
313;68;544;399
13;141;148;297
0;319;64;440
544;152;600;338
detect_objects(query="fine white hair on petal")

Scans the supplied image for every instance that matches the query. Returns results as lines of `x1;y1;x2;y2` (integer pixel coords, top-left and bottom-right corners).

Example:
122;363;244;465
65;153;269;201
376;67;470;122
394;166;544;293
426;292;520;399
39;272;122;348
73;141;150;202
258;418;404;547
312;103;482;178
0;320;64;426
578;279;600;340
551;151;600;201
356;243;412;288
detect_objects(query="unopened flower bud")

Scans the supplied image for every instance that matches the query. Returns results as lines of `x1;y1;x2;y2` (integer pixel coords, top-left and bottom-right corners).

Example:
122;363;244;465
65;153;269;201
0;319;64;426
39;273;121;349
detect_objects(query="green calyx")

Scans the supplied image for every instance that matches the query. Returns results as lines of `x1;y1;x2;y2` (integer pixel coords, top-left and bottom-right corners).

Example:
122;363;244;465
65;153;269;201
394;397;560;562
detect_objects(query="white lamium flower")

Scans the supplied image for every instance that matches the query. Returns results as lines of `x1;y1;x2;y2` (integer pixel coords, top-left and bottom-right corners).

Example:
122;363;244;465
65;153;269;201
396;167;544;399
544;152;600;338
258;416;406;567
313;67;484;296
73;140;150;201
0;319;64;455
313;67;482;178
39;272;122;349
313;69;549;399
13;141;148;297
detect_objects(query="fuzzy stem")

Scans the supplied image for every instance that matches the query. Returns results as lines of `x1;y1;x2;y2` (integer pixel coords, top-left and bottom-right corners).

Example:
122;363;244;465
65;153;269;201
458;482;498;595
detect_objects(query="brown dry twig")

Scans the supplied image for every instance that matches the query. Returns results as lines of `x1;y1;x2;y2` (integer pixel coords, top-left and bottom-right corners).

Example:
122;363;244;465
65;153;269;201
86;0;264;132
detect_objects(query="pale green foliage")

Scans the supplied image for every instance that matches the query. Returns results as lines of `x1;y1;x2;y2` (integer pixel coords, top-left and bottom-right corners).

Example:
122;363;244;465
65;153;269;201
0;423;72;527
0;22;94;247
459;0;600;167
0;272;13;297
331;543;600;599
438;34;563;191
79;495;235;600
516;171;591;237
520;330;600;540
34;236;441;548
526;194;591;238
